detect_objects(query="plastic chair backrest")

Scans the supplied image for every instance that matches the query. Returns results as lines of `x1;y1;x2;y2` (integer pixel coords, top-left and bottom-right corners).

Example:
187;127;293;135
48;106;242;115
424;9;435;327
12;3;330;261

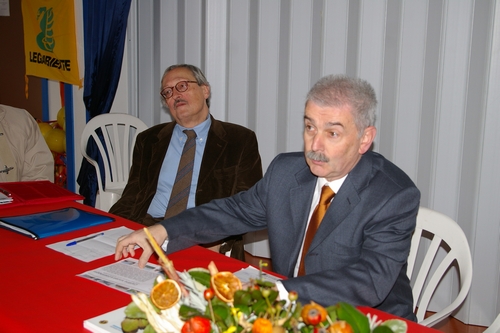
80;113;148;211
406;207;473;327
484;314;500;333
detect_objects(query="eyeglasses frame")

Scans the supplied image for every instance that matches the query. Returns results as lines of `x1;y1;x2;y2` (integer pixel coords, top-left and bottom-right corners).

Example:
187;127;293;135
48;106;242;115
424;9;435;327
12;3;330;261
160;80;199;100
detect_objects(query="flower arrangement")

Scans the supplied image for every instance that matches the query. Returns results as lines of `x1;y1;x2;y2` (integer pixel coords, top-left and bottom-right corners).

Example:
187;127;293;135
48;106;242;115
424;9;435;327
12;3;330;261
120;229;407;333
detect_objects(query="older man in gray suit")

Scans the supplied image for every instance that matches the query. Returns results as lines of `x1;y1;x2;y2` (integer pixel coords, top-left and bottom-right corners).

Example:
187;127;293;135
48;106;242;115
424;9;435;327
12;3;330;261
115;74;420;320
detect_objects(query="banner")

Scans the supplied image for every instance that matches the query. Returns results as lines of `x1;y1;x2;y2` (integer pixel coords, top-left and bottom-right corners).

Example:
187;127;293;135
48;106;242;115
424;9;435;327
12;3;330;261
22;0;82;87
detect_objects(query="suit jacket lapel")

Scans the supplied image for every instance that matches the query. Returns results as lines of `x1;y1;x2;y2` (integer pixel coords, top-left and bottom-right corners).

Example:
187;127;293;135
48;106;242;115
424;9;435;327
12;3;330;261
309;179;360;250
198;116;226;188
308;153;373;252
286;166;317;275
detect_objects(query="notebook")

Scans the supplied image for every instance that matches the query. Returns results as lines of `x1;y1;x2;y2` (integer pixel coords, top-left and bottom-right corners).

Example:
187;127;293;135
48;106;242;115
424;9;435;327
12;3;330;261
83;306;126;333
0;180;83;208
0;207;114;239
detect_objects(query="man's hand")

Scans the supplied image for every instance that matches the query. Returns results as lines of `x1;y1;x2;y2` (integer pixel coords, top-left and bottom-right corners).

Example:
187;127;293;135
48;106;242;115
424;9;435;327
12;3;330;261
115;224;168;268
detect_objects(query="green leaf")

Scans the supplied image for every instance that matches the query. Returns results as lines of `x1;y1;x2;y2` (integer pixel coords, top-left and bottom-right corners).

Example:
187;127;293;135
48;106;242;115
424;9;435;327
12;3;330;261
255;280;276;288
336;302;370;333
325;305;338;322
234;304;251;317
179;304;203;320
211;303;235;328
234;290;253;306
188;269;211;288
373;326;394;333
252;299;268;316
143;324;156;333
380;319;407;333
250;288;263;300
268;289;279;303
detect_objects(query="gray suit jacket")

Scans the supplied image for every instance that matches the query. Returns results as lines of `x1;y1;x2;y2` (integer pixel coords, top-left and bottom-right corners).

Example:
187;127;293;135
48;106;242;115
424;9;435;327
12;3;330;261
163;150;420;320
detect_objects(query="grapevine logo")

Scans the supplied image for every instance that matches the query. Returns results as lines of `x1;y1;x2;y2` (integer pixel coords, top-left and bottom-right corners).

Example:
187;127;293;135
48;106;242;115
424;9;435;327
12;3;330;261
28;6;72;71
36;7;55;52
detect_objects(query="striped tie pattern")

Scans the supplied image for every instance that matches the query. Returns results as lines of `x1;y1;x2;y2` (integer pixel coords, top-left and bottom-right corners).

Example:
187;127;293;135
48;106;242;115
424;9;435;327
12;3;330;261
164;129;197;219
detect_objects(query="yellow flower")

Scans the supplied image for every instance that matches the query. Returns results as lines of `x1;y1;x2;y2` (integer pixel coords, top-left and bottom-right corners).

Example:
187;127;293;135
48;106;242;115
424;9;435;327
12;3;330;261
231;307;241;317
223;326;237;333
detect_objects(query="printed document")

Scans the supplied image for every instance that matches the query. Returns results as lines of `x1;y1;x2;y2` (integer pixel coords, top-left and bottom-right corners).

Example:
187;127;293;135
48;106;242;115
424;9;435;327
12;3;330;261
79;258;163;295
47;226;135;262
78;257;281;298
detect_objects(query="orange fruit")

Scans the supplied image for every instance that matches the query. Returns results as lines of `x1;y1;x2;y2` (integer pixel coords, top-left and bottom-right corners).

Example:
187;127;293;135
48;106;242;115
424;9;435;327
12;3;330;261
327;321;354;333
301;302;327;326
150;279;181;310
210;271;242;303
252;318;273;333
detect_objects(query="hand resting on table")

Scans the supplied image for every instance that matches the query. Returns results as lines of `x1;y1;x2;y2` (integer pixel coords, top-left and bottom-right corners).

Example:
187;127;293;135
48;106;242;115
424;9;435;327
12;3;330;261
115;224;167;268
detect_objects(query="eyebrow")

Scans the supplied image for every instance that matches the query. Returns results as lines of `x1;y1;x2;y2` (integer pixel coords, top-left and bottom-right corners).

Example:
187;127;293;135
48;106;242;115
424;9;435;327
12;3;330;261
304;115;344;128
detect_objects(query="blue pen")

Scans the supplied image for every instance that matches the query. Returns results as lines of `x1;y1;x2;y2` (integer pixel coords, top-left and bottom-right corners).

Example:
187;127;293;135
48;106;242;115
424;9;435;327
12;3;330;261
66;232;104;247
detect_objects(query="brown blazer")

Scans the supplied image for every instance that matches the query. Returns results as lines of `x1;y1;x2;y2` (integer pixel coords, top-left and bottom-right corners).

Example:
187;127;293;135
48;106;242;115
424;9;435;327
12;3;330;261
109;115;263;260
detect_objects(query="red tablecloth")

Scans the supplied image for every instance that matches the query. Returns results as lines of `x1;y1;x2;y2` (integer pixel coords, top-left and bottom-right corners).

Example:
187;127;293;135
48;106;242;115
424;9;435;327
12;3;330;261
0;201;439;333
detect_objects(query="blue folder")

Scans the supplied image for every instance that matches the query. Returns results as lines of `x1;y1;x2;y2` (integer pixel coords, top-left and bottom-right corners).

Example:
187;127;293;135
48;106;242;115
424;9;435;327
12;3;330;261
0;207;114;240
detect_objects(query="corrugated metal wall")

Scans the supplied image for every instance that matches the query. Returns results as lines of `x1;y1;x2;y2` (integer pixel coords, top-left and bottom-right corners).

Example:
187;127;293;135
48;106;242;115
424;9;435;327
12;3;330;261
132;0;500;326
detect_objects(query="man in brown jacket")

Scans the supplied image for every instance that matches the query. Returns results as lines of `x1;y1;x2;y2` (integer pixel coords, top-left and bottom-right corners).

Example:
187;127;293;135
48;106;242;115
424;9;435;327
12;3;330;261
109;64;262;261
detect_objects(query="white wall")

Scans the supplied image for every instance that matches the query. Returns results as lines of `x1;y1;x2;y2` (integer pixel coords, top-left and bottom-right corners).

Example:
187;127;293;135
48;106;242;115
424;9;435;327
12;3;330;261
60;0;500;326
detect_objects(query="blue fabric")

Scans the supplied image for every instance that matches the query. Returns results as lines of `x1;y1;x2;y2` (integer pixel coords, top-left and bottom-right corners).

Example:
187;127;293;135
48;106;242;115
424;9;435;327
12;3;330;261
77;0;132;206
147;116;211;218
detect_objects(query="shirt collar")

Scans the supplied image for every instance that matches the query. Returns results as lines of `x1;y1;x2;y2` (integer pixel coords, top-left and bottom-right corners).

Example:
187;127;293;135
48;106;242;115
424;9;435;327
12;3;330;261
174;115;211;143
317;174;347;194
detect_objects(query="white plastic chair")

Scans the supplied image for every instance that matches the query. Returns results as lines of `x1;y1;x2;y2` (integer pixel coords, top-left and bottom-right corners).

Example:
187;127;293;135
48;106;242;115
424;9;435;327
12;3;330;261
484;313;500;333
407;207;473;327
80;113;148;212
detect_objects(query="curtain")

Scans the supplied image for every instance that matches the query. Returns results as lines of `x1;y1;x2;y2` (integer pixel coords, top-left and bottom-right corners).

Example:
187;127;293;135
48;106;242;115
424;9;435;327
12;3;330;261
77;0;132;206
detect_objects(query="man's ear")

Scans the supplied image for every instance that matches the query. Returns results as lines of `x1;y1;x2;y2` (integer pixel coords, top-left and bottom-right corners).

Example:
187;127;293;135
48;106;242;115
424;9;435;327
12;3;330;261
202;85;210;100
359;126;376;154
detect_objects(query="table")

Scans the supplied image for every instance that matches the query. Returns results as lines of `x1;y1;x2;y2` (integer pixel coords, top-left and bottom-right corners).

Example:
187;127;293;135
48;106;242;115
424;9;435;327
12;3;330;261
0;201;439;333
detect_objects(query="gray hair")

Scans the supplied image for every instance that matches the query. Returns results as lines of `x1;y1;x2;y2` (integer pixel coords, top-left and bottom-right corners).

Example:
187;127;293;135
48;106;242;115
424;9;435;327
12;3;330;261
306;74;377;135
160;64;211;108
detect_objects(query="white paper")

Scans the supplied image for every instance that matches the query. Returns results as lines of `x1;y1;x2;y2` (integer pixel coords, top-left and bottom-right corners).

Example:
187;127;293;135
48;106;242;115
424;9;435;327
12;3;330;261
234;265;282;284
46;226;135;262
84;306;125;333
78;258;163;295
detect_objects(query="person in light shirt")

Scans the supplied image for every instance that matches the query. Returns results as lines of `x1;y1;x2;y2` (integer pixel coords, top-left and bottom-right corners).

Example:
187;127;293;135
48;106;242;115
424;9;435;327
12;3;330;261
115;74;420;320
0;104;54;182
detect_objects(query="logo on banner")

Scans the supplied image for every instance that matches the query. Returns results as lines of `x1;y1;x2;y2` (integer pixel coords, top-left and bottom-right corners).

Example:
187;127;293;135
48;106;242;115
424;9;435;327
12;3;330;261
22;0;82;87
36;7;55;52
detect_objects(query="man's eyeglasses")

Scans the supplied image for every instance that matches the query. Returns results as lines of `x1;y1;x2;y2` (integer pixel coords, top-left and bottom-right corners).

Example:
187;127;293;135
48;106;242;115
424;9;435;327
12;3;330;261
160;81;198;100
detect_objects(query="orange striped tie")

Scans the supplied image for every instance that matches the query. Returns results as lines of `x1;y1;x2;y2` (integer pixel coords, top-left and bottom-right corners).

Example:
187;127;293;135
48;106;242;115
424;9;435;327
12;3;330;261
298;185;335;276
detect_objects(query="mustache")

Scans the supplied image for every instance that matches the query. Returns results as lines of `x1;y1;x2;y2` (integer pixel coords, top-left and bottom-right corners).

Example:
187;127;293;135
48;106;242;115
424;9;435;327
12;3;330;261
305;150;329;163
174;99;188;107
